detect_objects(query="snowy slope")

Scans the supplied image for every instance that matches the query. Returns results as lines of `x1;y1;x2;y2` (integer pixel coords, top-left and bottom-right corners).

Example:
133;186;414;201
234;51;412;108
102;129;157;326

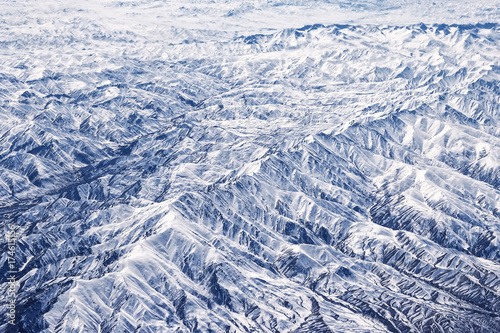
1;1;500;332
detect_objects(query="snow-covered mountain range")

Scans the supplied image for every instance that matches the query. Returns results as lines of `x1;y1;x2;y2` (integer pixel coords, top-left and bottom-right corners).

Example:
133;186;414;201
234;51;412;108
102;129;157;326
1;1;500;332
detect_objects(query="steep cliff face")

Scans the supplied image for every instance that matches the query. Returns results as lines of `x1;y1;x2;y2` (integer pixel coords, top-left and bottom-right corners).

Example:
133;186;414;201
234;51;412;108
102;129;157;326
1;1;500;332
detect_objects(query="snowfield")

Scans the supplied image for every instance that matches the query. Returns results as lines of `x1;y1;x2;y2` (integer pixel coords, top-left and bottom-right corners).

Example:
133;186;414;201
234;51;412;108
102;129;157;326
1;1;500;332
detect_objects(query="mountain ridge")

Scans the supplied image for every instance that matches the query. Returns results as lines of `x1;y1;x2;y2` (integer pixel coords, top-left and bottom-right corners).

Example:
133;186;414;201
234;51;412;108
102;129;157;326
1;14;500;333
